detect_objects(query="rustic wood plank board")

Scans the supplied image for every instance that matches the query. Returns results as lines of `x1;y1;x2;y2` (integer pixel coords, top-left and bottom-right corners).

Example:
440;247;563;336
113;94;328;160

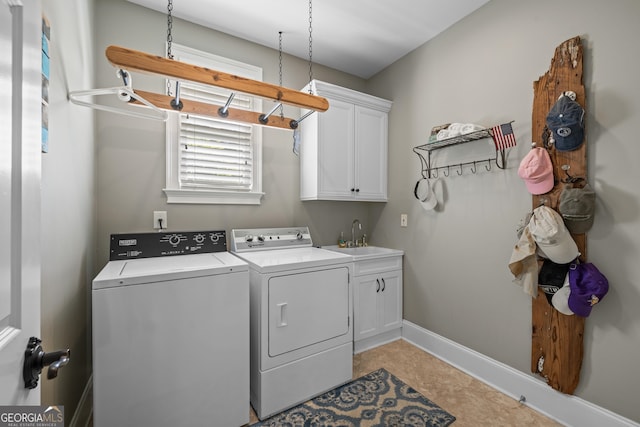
530;36;586;395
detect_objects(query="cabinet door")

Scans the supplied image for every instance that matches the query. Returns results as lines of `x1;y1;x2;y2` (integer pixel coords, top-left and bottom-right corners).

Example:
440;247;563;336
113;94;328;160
354;106;388;201
353;274;380;341
317;98;355;199
378;270;402;333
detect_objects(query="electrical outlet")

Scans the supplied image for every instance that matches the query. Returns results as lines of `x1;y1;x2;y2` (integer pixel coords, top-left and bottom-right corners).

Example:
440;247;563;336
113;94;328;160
153;211;167;229
400;214;408;227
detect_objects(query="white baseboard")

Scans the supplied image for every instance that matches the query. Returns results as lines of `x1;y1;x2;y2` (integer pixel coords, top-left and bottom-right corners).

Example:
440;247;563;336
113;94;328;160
68;374;92;427
402;320;639;427
354;328;402;354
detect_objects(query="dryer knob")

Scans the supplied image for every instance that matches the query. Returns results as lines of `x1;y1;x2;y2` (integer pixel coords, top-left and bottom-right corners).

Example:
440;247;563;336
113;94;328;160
245;235;254;242
258;235;265;242
296;232;303;240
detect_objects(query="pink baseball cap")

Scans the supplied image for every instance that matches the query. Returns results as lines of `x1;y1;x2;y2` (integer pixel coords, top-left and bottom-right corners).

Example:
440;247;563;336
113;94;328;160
518;147;554;195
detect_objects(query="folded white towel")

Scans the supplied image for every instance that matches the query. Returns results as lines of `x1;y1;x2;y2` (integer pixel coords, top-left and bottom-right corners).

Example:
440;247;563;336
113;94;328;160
459;123;485;134
446;123;463;136
436;129;449;140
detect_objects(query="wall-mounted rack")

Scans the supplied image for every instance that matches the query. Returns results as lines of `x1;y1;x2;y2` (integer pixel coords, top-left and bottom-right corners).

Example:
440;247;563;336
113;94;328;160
412;123;512;178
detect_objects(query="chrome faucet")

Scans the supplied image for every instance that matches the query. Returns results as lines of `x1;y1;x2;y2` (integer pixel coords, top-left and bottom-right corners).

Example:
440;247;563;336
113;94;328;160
351;219;362;247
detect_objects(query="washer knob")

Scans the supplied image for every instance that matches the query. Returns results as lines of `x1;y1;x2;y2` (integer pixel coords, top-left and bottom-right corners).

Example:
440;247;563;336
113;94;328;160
210;233;220;243
296;232;303;240
168;234;181;246
258;235;265;242
245;235;254;242
194;234;205;244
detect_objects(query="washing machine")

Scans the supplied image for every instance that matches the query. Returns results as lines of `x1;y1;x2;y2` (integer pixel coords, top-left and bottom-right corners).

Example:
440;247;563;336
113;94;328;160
92;230;249;427
230;227;353;420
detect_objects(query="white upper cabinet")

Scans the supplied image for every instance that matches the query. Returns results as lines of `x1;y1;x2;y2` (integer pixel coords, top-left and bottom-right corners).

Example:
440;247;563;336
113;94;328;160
300;80;392;201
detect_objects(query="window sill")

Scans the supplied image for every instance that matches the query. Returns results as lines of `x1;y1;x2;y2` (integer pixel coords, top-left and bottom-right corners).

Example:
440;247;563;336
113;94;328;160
163;188;264;205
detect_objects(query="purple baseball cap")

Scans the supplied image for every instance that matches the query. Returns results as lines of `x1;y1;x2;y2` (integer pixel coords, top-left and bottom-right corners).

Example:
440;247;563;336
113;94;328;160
568;263;609;317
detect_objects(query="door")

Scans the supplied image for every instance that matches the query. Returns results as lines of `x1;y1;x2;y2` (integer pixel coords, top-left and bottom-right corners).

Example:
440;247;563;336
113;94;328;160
317;98;354;198
353;274;380;341
268;267;350;357
0;1;42;404
354;106;388;200
379;271;402;333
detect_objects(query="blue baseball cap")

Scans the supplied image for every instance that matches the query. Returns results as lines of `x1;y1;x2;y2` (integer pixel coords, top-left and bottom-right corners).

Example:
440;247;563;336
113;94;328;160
546;94;585;151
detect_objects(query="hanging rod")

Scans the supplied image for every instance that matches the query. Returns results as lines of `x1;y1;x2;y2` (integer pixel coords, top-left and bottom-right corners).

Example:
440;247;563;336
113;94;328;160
68;86;169;121
105;45;330;112
132;89;298;130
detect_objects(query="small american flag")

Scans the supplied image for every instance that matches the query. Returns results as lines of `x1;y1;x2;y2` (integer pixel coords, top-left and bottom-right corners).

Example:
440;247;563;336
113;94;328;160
491;122;517;150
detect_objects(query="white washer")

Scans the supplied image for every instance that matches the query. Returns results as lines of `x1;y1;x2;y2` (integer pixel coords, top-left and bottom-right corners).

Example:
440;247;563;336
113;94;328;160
92;231;249;427
230;227;353;420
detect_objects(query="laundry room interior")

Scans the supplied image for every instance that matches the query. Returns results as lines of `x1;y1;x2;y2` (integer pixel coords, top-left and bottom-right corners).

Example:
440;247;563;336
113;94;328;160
8;0;640;426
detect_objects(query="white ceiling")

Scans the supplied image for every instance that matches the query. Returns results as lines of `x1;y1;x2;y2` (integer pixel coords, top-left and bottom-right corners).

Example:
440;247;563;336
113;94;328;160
127;0;490;79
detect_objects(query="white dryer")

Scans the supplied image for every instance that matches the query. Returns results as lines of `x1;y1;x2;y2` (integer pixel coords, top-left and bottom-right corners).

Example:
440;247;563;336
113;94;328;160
92;230;249;427
230;227;353;420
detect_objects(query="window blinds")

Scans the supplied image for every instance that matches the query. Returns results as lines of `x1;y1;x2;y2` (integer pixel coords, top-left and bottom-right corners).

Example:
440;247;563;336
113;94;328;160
177;82;255;191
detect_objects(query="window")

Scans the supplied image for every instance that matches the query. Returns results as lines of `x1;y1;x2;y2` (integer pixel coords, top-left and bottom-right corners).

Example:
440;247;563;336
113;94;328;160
164;44;263;205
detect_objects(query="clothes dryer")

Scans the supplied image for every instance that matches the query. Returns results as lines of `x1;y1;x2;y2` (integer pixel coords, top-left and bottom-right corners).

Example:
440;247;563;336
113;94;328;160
230;227;353;420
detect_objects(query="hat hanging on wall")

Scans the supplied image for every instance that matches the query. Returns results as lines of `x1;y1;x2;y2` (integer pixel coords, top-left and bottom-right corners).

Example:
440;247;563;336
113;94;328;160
559;184;596;233
568;262;609;317
529;205;580;264
538;258;571;305
414;177;437;211
551;274;575;315
518;147;554;195
546;91;585;151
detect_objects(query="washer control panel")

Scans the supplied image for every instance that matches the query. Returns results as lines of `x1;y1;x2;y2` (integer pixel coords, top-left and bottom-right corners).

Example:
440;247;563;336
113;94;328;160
230;227;312;252
110;230;227;260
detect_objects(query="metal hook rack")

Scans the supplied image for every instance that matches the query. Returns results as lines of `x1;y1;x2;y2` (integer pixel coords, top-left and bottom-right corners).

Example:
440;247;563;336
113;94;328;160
561;164;585;184
413;122;512;179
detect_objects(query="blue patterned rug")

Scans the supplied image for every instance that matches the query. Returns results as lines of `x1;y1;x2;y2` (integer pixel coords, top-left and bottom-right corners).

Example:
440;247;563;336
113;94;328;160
250;368;456;426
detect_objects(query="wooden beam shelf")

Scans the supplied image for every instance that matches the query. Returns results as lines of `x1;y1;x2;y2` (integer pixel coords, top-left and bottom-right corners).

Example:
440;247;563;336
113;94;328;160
105;45;329;112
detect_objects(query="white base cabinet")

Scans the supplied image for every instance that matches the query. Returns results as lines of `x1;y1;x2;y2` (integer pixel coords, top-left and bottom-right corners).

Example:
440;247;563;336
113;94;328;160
300;80;392;201
352;254;403;352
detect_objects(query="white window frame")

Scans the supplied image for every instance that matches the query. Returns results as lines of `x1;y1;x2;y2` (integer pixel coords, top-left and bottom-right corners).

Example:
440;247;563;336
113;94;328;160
163;43;264;205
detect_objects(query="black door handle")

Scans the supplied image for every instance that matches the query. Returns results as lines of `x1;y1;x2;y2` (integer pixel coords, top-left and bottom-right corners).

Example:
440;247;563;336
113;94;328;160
23;337;70;389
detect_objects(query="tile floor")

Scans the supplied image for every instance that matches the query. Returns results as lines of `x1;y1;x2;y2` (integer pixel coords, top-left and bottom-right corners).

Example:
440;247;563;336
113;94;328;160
248;339;562;426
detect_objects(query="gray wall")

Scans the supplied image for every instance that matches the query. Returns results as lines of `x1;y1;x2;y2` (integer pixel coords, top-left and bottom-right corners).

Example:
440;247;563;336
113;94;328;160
41;0;96;417
367;0;640;422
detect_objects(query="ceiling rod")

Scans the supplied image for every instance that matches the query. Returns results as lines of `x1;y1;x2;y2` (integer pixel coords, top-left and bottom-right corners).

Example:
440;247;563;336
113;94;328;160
105;45;329;112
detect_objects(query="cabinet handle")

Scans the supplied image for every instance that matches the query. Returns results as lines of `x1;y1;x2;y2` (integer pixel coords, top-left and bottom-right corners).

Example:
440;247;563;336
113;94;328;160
376;279;380;292
381;278;386;292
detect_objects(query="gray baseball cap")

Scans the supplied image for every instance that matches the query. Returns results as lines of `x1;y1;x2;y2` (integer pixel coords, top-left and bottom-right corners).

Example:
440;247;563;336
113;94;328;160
559;184;595;234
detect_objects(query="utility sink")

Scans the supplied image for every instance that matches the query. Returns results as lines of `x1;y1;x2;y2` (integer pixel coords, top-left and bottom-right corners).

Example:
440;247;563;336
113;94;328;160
323;245;403;261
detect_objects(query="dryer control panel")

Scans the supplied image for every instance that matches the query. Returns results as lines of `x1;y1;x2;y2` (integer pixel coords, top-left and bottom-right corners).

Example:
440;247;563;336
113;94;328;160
230;227;312;252
110;230;227;260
